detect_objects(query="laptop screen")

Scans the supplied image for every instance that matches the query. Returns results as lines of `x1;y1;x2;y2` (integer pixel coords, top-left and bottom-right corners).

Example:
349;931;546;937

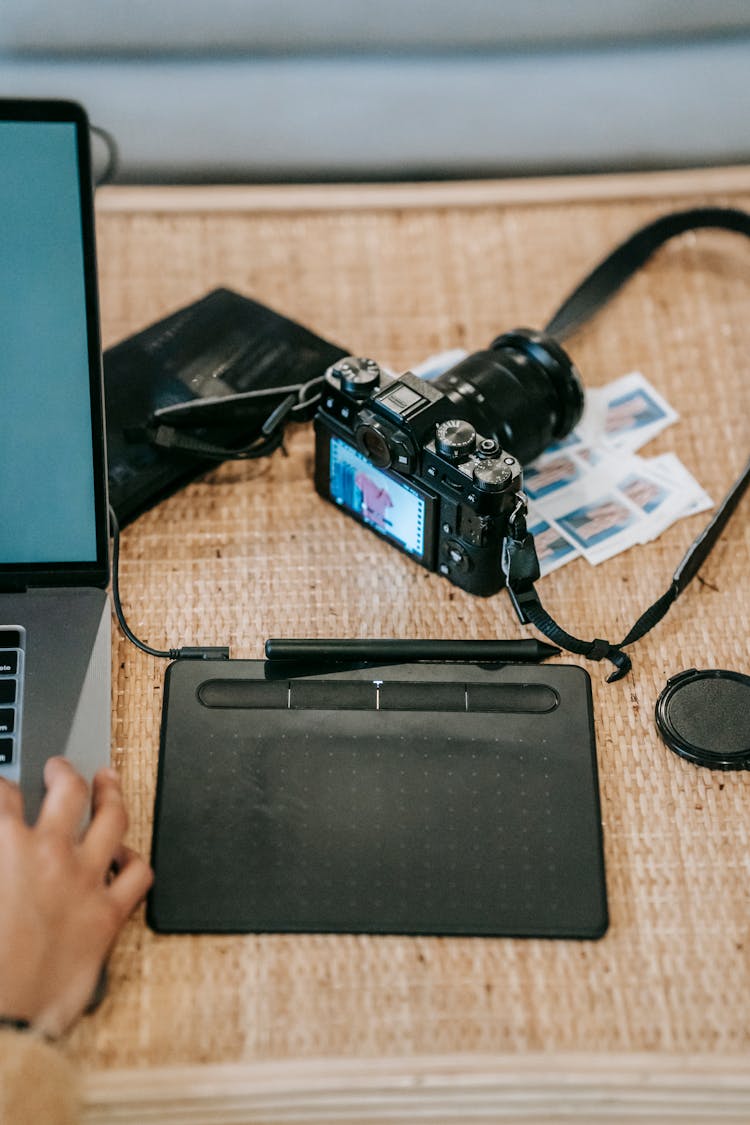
0;101;108;586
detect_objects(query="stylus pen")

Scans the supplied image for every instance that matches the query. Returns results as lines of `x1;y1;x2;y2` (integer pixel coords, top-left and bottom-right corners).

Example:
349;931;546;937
264;638;560;662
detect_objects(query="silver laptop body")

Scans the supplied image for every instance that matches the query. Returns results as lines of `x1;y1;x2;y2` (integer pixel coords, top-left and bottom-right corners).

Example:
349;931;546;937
0;99;111;822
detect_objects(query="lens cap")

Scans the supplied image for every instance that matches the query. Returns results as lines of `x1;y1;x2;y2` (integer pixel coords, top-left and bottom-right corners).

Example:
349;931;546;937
655;668;750;769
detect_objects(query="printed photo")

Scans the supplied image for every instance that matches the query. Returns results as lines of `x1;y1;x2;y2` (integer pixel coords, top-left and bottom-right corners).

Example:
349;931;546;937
618;472;668;514
575;446;602;466
605;388;667;438
556;496;637;550
529;519;578;575
524;454;581;500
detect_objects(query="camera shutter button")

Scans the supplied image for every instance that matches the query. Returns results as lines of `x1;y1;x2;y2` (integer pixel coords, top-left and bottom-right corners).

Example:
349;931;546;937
435;419;477;461
472;458;513;492
476;437;500;459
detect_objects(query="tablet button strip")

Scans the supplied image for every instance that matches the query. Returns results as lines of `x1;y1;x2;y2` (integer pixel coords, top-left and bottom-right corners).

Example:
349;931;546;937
197;676;560;715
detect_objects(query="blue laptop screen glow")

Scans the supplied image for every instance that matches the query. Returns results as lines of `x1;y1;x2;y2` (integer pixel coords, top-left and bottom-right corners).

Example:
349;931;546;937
0;120;97;566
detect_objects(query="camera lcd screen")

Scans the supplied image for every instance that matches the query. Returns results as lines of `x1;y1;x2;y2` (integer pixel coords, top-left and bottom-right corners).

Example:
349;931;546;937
328;436;426;558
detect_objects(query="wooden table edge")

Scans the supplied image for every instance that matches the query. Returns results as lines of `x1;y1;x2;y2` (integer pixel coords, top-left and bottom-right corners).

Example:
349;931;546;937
95;165;750;215
82;1050;750;1122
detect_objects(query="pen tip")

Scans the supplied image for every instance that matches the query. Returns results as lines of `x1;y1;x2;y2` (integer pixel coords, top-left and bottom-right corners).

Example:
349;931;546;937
537;641;562;658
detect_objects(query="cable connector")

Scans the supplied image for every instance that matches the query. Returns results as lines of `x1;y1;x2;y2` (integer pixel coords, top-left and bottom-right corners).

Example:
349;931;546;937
174;646;230;661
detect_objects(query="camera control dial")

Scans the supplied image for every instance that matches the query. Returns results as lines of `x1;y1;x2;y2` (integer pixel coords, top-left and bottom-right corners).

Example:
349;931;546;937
330;356;381;397
471;458;514;492
435;419;477;462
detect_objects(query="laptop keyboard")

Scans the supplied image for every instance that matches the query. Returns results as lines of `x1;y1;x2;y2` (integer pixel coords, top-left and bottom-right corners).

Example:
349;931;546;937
0;627;25;777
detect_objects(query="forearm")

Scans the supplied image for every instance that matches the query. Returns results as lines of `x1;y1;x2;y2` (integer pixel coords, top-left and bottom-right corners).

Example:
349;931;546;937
0;1028;79;1125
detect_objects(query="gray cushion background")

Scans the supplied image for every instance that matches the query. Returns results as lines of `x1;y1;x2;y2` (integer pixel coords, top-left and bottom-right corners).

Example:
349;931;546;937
2;2;748;181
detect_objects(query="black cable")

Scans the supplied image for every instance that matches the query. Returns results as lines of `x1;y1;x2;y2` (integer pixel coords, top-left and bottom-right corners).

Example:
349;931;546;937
149;422;286;462
109;506;229;661
149;375;327;461
109;506;178;659
109;373;327;660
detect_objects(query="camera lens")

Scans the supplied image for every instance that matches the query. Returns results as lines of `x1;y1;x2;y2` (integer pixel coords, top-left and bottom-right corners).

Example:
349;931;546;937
432;328;584;465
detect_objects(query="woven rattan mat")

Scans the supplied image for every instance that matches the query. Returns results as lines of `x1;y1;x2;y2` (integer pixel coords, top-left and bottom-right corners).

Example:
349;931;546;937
73;174;749;1068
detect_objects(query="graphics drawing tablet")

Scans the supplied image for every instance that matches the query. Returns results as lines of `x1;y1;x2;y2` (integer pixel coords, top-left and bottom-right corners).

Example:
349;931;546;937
149;660;607;939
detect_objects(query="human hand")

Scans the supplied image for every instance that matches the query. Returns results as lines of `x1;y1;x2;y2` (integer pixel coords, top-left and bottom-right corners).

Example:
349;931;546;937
0;757;152;1039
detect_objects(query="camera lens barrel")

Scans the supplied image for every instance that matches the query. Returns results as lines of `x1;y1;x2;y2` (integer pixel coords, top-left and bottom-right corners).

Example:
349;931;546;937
493;329;584;440
432;328;584;465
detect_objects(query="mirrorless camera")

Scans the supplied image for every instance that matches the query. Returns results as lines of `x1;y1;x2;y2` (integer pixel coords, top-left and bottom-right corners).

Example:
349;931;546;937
313;329;584;596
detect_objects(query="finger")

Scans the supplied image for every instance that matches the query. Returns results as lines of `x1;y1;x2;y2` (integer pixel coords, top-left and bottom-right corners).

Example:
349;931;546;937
80;769;128;875
107;846;153;918
0;777;24;821
36;756;90;838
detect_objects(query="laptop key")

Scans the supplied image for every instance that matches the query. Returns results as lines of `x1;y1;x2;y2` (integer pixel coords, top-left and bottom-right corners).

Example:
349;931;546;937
0;680;16;705
0;629;24;781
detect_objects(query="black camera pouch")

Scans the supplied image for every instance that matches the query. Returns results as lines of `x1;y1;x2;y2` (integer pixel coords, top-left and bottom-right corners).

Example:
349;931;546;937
104;288;347;526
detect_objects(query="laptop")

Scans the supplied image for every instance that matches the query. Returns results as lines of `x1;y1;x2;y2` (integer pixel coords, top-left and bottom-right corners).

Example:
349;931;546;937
0;99;111;822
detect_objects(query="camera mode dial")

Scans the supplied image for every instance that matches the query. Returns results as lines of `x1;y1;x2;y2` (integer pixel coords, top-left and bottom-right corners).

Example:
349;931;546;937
471;457;513;493
330;356;381;398
435;419;477;462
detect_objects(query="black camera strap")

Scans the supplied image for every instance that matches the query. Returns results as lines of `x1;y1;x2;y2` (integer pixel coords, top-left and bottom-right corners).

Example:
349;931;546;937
502;206;750;682
544;207;750;342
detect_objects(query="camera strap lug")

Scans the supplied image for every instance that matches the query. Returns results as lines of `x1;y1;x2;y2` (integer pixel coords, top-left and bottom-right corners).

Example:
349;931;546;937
502;493;542;622
502;539;541;609
501;494;547;633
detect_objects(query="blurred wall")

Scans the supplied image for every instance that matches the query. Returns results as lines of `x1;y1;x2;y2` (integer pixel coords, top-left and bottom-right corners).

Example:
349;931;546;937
2;1;749;182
